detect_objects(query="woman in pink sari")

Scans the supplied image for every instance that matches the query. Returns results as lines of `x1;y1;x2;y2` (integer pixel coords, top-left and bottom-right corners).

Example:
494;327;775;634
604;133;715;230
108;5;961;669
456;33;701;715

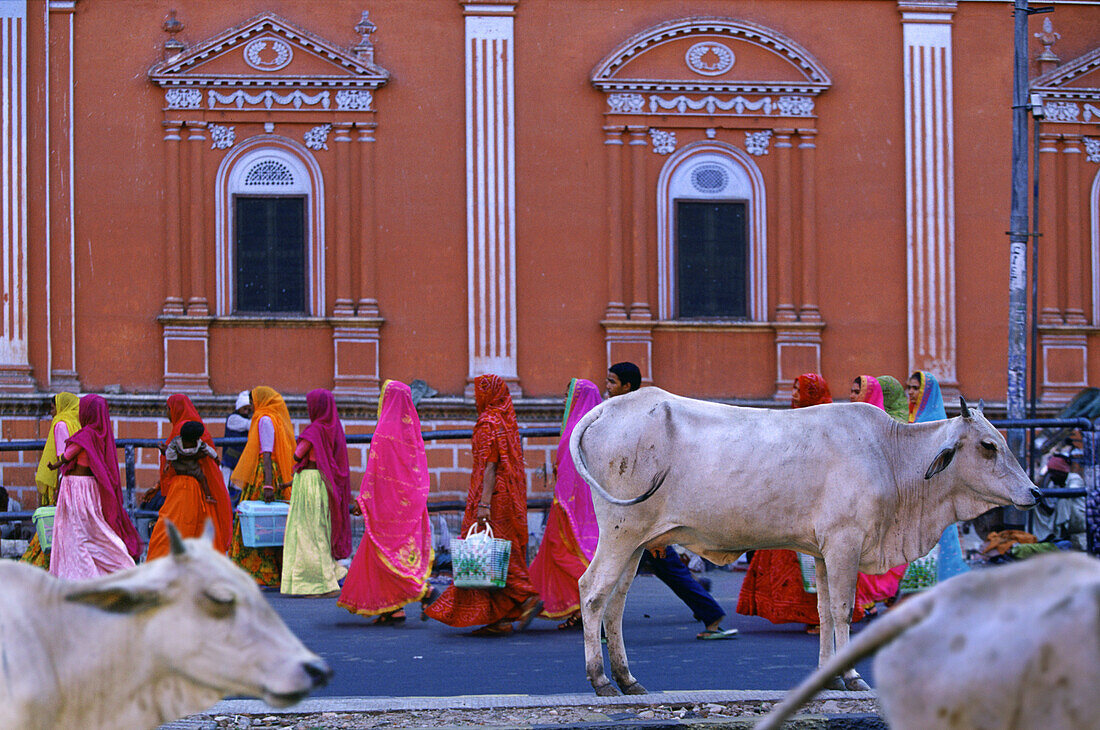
529;378;603;629
850;374;907;611
49;394;142;579
338;380;435;623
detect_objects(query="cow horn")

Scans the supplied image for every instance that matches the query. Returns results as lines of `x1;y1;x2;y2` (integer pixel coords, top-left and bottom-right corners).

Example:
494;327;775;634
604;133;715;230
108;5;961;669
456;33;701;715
959;396;972;419
167;520;187;557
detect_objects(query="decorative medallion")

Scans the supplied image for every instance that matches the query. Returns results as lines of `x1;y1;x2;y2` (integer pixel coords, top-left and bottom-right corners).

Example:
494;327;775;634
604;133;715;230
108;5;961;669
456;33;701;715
208;124;236;150
165;88;202;109
1086;138;1100;164
304;124;332;151
1044;101;1079;122
244;37;293;72
776;96;815;116
690;164;729;193
649;129;676;155
685;42;735;76
745;130;772;156
607;93;646;114
336;89;373;111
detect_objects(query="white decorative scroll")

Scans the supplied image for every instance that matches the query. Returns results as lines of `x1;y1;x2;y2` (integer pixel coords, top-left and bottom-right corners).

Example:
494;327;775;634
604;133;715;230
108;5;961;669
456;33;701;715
206;89;330;110
607;93;645;113
745;130;772;156
646;94;815;116
303;124;332;151
685;42;734;76
649;129;676;154
165;88;202;109
1044;101;1080;122
243;38;293;71
1085;138;1100;164
208;124;235;150
335;89;373;110
1084;104;1100;123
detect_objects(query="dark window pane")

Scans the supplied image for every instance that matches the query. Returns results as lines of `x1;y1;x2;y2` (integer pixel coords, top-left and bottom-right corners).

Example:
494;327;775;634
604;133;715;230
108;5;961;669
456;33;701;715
676;201;747;318
235;197;306;313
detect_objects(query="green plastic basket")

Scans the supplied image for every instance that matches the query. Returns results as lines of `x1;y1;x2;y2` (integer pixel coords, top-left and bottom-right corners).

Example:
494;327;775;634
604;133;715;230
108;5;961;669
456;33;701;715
452;523;511;589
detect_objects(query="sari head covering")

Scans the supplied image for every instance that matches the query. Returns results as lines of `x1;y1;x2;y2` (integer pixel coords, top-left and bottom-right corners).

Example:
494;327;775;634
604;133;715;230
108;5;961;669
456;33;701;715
64;394;143;559
908;371;947;423
793;373;832;409
230;386;296;487
296;389;352;560
470;373;526;533
555;379;604;560
852;375;885;410
878;376;909;422
356;381;432;587
35;392;81;504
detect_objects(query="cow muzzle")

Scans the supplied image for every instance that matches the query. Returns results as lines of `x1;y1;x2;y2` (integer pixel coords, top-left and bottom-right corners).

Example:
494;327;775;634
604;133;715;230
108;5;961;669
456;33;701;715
262;657;332;707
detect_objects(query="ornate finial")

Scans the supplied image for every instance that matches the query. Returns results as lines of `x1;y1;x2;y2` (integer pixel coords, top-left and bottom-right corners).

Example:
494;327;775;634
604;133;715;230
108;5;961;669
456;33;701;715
353;10;376;63
163;10;185;61
1035;17;1060;64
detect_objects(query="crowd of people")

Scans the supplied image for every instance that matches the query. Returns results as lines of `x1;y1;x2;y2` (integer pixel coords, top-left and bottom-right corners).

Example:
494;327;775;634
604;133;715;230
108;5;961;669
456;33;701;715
8;365;1080;638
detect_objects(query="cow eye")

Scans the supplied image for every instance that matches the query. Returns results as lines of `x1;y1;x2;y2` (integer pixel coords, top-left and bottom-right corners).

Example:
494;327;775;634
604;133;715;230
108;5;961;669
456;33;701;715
980;440;997;454
203;586;237;612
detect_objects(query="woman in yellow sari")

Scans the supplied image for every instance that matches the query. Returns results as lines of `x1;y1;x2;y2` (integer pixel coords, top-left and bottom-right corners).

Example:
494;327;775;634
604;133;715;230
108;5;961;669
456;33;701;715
229;386;296;586
22;392;81;569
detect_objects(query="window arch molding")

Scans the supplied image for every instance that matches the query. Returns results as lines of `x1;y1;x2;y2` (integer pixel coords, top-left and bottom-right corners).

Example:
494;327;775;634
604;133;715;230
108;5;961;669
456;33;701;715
214;134;326;316
656;140;767;321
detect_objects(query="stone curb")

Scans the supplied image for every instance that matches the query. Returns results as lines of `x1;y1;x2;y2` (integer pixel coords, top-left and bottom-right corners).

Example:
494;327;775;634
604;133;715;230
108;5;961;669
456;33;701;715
159;691;883;729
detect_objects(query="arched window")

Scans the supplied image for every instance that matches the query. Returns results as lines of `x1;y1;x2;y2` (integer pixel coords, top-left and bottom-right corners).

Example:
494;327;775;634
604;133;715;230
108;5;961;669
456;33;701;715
214;136;325;316
657;142;766;321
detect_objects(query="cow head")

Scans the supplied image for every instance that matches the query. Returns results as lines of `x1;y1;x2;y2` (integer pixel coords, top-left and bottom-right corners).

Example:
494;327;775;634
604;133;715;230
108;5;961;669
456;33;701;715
65;522;331;707
923;397;1040;510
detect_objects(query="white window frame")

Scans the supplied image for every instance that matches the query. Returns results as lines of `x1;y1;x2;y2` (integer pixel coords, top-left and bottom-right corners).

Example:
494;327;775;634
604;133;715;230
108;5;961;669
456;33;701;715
214;135;325;316
657;141;767;321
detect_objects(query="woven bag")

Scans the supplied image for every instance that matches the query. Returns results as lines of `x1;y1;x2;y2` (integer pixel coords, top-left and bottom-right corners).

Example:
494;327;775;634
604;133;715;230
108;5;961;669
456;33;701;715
452;523;511;589
797;552;818;593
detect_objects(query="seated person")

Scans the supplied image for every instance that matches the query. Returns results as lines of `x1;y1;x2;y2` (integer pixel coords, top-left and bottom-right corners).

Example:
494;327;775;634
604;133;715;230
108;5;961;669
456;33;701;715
1032;453;1086;551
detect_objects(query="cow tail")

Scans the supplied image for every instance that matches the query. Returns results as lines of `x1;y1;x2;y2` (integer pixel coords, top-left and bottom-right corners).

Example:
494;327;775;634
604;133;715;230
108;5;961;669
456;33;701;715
754;591;936;730
570;406;669;507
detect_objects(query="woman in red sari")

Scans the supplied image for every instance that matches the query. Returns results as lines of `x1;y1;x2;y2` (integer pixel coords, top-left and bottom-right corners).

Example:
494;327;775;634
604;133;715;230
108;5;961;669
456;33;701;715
424;374;540;635
146;394;233;560
529;378;602;629
736;374;866;632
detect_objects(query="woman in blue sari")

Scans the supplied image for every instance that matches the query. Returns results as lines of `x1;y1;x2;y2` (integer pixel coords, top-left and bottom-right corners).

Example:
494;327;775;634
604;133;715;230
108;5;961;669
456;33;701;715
907;371;969;581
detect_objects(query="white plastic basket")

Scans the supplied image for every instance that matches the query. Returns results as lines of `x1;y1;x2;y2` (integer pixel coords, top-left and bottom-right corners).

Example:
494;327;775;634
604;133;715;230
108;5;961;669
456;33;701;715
452;523;511;589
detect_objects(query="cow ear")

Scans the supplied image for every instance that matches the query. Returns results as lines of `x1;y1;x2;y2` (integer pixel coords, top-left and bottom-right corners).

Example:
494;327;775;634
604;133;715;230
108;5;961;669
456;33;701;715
925;441;959;479
977;399;986;414
66;580;165;614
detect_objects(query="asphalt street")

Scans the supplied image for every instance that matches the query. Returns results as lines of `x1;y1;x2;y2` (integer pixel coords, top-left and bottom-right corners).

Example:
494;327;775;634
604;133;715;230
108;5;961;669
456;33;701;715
268;568;876;698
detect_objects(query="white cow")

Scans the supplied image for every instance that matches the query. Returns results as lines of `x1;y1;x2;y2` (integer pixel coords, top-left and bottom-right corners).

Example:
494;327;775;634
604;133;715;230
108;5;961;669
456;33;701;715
570;388;1039;696
757;552;1100;730
0;522;331;730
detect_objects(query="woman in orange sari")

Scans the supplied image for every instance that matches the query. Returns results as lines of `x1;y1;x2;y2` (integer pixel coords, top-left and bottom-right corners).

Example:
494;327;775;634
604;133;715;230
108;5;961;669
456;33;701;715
338;380;435;622
22;392;81;569
146;394;233;560
229;386;296;586
529;378;603;629
736;374;866;632
424;374;540;635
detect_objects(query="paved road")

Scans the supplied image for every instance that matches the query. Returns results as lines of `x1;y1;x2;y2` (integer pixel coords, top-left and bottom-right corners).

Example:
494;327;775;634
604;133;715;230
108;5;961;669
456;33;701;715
268;569;876;698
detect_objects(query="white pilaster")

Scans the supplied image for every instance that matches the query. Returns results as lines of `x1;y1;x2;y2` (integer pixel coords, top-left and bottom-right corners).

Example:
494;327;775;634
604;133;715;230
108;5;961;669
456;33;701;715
0;0;33;390
901;1;958;390
464;2;520;394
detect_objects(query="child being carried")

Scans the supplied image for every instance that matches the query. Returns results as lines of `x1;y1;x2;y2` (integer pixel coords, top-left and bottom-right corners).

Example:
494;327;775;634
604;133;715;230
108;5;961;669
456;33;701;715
162;421;221;504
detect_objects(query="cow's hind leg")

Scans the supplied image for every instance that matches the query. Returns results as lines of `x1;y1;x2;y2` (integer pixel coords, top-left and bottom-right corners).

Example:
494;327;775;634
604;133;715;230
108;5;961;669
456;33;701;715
580;541;642;696
604;549;646;695
821;553;870;691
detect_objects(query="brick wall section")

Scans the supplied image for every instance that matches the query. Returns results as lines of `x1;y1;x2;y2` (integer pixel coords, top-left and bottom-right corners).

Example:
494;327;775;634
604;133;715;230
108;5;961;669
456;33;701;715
1;414;562;511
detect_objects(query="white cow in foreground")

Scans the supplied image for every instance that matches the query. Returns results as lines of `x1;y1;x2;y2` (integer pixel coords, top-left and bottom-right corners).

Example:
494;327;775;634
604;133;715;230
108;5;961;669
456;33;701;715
570;388;1039;696
757;552;1100;730
0;522;331;730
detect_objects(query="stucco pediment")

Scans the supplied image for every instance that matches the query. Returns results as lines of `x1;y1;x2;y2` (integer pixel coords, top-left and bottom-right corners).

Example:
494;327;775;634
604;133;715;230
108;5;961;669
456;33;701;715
1031;46;1100;123
149;12;389;93
591;17;830;95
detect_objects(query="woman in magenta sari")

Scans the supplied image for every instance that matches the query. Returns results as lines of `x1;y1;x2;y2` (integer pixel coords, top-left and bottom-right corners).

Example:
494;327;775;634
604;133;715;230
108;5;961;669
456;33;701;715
49;394;142;579
338;380;435;622
850;374;908;610
529;378;603;629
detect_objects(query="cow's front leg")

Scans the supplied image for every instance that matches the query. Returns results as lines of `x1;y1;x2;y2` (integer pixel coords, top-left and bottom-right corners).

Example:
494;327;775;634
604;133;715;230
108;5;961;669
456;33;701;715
605;549;646;695
580;542;640;696
821;553;870;691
